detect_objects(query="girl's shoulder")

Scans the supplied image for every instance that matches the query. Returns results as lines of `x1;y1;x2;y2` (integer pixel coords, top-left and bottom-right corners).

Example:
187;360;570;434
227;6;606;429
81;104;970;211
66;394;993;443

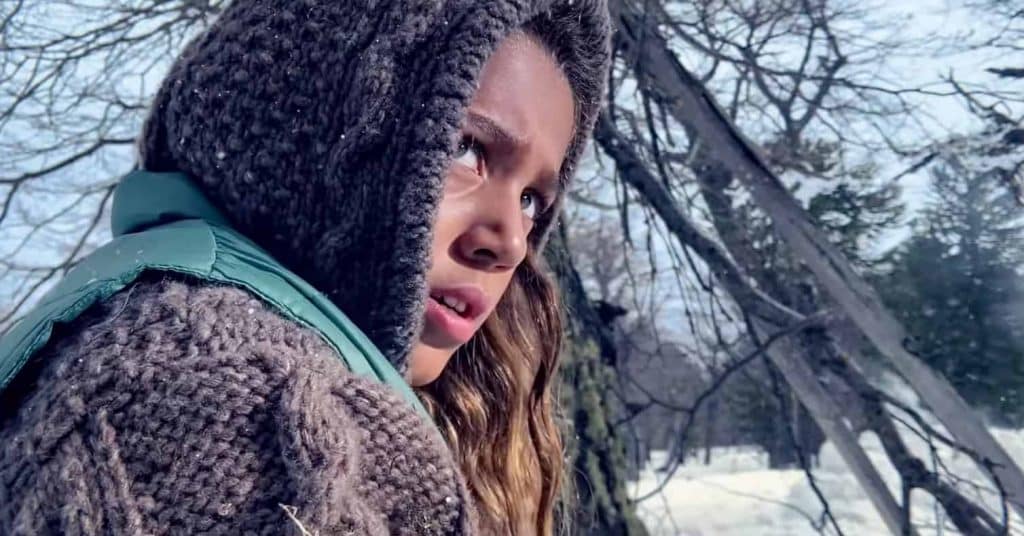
1;275;479;535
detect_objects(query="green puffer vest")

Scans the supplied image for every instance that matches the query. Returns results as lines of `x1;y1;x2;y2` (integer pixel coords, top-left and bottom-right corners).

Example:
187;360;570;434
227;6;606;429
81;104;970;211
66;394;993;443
0;169;426;415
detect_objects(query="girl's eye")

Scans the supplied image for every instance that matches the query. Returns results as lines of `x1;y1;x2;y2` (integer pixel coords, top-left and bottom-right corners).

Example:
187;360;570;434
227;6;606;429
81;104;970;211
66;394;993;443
521;189;546;220
455;136;484;174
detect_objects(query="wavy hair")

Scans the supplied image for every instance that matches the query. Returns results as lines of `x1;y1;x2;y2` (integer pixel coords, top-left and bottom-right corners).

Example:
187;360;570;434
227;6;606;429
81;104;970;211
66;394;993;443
416;16;606;533
416;251;564;534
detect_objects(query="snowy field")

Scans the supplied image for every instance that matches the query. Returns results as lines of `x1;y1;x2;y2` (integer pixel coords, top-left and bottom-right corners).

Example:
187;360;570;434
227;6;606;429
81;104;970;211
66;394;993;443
631;429;1024;535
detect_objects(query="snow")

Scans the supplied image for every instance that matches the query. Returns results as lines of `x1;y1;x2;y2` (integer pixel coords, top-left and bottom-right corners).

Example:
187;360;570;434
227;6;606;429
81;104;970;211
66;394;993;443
632;449;812;536
632;429;1024;535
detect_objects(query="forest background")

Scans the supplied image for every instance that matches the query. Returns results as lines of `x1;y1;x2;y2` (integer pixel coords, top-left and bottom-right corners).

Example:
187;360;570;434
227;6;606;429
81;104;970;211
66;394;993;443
2;0;1023;534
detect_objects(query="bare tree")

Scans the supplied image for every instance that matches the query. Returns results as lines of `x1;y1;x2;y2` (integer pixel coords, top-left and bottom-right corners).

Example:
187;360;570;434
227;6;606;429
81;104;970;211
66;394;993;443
591;0;1024;533
4;0;1024;534
0;0;225;329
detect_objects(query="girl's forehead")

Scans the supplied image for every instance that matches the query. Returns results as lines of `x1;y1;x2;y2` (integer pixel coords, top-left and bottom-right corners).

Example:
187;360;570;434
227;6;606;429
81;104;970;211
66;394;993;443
468;34;575;173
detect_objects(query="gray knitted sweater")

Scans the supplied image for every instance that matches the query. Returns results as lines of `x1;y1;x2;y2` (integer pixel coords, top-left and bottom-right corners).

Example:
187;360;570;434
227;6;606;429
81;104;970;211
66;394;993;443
0;0;611;533
2;277;476;534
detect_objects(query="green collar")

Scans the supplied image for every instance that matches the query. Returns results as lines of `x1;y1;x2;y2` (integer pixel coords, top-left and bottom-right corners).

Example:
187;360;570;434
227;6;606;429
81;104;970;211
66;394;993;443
105;169;427;416
112;170;231;237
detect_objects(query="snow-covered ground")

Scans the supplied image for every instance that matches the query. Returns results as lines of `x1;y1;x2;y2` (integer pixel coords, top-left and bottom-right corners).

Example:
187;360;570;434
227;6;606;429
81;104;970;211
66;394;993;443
632;429;1024;535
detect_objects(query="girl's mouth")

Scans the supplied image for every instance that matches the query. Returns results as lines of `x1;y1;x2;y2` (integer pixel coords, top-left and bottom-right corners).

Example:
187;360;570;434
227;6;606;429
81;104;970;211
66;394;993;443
423;286;489;345
431;293;471;317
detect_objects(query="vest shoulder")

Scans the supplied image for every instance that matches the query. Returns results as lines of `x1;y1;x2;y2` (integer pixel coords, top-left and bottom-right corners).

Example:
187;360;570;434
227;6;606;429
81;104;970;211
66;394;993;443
1;276;477;534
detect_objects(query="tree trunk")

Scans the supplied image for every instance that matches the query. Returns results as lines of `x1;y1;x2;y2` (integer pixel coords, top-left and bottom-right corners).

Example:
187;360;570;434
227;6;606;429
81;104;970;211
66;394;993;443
753;316;909;534
703;395;718;465
547;227;649;536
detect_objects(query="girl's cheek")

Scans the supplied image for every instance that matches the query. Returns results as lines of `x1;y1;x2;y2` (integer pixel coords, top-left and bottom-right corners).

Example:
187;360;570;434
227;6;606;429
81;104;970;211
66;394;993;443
443;170;484;198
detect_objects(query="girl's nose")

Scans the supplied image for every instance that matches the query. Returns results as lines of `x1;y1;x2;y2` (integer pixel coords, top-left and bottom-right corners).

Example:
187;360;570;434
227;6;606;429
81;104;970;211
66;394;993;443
454;188;528;271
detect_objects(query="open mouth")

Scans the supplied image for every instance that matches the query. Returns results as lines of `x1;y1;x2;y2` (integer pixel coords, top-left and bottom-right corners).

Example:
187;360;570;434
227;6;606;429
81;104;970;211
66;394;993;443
424;286;487;345
430;293;471;318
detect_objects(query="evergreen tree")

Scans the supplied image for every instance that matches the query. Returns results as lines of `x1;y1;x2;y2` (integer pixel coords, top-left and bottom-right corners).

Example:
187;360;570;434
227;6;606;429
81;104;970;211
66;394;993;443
884;159;1024;426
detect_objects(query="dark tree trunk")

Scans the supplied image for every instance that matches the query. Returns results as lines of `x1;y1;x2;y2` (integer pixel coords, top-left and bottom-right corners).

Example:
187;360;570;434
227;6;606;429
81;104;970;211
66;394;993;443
546;226;649;536
703;395;718;465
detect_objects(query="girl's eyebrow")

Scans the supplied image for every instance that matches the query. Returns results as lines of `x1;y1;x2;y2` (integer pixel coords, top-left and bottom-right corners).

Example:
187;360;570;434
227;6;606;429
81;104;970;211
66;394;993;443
465;110;528;150
465;109;562;189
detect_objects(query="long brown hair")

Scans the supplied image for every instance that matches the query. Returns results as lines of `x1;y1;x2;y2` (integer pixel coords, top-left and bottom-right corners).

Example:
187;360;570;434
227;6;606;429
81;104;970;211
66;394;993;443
416;251;564;534
415;15;607;532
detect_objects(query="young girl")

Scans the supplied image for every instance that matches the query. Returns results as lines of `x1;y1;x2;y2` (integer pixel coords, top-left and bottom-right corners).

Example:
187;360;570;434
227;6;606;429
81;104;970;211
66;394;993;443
0;1;611;534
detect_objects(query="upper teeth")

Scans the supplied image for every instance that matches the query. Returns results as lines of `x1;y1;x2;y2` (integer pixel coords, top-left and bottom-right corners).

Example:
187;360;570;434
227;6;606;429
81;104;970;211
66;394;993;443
434;294;467;314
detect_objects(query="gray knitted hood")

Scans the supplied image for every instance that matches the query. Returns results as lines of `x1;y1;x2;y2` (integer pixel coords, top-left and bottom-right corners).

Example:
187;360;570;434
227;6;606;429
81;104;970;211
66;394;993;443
138;0;612;370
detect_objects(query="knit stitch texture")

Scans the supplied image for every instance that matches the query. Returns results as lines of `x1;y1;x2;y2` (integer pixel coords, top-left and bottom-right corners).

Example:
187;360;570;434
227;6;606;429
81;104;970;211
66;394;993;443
1;0;611;533
138;0;612;368
1;277;477;534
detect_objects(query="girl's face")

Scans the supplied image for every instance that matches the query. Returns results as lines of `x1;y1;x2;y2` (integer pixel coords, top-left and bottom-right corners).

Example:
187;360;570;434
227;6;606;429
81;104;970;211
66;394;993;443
408;33;575;386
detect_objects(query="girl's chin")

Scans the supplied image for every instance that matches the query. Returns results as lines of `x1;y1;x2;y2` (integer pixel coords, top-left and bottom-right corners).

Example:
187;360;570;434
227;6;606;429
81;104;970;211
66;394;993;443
407;343;458;387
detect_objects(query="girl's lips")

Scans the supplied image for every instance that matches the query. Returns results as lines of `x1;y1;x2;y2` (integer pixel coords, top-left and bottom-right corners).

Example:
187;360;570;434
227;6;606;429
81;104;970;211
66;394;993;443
424;285;489;345
425;296;478;345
